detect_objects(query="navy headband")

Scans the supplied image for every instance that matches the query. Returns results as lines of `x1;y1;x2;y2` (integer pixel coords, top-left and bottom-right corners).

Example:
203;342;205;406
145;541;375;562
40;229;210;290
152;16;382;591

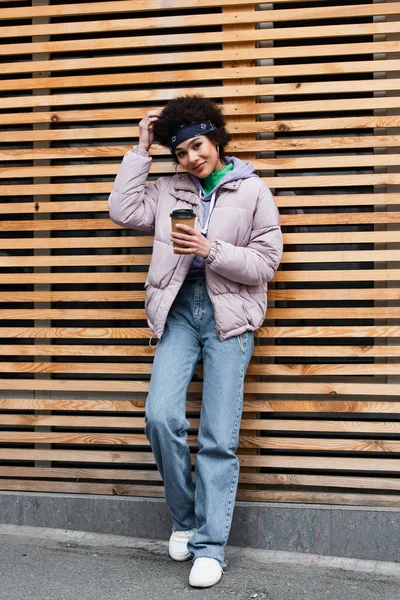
170;120;217;152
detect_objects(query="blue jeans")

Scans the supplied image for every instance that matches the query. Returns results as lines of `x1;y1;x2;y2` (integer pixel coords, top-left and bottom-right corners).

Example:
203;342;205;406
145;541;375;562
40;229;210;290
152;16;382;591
145;279;254;566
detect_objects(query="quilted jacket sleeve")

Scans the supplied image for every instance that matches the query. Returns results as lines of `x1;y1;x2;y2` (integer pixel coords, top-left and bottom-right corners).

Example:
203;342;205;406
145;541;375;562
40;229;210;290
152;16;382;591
108;147;163;233
205;183;283;286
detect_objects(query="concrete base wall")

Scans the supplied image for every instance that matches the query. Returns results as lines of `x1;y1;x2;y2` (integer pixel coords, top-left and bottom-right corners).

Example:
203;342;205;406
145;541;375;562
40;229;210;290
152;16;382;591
1;491;399;563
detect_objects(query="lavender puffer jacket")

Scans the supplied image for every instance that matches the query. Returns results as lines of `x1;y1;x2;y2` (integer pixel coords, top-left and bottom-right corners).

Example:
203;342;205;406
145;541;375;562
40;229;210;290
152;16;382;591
108;147;283;341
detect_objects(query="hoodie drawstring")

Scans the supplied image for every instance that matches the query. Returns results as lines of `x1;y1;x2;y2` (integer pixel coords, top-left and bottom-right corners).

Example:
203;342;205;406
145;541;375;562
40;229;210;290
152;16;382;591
201;191;216;236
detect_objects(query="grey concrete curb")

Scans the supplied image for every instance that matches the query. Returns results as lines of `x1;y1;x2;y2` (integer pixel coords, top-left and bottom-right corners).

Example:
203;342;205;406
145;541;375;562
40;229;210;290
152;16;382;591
2;523;400;578
1;491;399;563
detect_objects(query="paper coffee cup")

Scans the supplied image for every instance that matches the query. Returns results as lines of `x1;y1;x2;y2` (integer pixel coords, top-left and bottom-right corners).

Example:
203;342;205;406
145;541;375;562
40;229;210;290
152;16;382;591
170;209;196;253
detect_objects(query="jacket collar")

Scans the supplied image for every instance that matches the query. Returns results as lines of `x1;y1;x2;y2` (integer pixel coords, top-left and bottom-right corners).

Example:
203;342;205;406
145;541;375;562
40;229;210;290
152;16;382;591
173;174;240;193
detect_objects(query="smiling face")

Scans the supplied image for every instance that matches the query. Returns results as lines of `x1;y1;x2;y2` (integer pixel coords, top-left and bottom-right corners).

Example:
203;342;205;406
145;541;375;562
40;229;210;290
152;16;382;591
175;135;224;178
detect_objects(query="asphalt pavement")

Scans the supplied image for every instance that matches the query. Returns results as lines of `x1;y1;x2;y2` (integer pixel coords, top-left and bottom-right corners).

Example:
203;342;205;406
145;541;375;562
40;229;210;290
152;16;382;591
1;524;399;600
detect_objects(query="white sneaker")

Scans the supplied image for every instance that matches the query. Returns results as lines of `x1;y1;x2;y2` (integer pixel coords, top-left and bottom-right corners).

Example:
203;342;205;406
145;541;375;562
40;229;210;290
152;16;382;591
168;528;197;561
189;557;223;588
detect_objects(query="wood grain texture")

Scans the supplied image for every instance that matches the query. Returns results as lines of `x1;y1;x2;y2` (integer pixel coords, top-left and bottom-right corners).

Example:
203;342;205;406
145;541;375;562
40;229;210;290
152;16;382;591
2;21;398;58
1;0;399;504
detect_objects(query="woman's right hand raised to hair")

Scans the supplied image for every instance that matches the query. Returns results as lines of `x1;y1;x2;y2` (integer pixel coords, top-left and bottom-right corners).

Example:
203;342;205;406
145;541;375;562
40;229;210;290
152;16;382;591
138;110;162;152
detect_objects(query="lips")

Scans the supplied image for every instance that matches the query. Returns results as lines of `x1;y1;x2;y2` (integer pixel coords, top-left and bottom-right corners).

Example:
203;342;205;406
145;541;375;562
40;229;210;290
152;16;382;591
193;162;206;172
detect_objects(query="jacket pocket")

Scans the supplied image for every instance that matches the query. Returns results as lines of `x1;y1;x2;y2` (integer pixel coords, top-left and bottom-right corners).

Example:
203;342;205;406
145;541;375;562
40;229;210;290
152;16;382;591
148;239;180;289
241;285;267;328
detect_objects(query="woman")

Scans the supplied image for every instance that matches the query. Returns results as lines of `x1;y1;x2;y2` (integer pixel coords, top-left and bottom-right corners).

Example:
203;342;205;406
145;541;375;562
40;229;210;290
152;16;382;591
108;96;283;588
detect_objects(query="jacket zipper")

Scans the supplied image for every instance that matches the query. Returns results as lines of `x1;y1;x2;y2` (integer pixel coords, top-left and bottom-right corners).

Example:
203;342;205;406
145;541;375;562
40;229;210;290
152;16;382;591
202;189;224;341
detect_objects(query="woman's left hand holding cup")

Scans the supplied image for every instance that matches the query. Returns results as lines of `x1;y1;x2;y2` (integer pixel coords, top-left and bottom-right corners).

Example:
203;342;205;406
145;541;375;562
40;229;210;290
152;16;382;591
171;225;211;259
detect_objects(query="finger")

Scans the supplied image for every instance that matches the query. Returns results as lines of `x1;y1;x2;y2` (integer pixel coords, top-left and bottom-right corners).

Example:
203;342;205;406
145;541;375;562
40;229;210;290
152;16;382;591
171;233;194;241
171;240;194;249
140;114;159;127
173;248;195;254
175;224;196;234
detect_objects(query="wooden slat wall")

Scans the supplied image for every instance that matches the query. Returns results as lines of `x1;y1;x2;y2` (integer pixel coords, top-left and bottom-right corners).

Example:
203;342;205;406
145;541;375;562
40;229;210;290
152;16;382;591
0;0;399;507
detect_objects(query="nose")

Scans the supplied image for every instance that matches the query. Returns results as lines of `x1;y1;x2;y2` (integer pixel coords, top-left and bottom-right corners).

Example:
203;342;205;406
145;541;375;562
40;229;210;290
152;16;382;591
188;149;199;165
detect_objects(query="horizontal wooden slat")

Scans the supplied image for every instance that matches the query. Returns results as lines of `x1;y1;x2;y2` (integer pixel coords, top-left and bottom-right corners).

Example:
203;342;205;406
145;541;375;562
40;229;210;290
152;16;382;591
0;480;164;496
3;415;400;435
0;291;147;302
258;325;400;337
269;289;400;301
0;289;397;303
268;306;400;319
0;237;152;249
0;274;148;284
2;40;399;77
0;345;155;357
2;449;400;473
0;251;398;268
0;231;396;249
4;60;400;92
2;174;400;197
240;420;400;434
0;0;356;21
2;154;400;178
0;307;397;320
0;379;397;395
0;256;151;268
275;194;400;208
0;270;397;285
3;79;399;111
3;431;400;452
3;137;400;163
0;309;146;319
0;327;153;339
0;274;398;289
3;398;400;414
0;362;398;376
2;109;400;128
0;468;393;495
0;448;155;463
281;250;400;264
0;468;394;496
0;193;399;215
281;212;400;225
282;232;400;244
0;326;399;340
0;466;161;480
2;4;398;39
0;344;399;358
1;213;400;232
2;21;398;58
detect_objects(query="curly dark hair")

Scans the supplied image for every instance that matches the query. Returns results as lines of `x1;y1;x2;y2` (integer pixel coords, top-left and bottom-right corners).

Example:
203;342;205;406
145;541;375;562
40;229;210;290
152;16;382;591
152;95;231;162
